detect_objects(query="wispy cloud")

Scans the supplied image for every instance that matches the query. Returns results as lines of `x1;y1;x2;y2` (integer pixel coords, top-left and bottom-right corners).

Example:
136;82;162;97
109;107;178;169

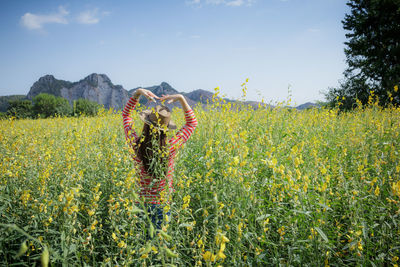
20;6;110;30
20;6;69;30
226;0;246;6
187;0;254;7
77;8;100;24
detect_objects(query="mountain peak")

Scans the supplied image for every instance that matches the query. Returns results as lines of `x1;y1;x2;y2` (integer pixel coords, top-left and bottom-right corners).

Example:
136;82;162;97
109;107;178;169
38;74;56;83
27;74;71;98
184;89;214;104
83;73;111;84
160;81;171;87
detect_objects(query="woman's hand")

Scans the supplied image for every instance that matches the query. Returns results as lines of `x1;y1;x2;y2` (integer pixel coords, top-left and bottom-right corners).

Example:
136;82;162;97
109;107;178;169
160;94;183;104
135;88;159;102
160;94;191;112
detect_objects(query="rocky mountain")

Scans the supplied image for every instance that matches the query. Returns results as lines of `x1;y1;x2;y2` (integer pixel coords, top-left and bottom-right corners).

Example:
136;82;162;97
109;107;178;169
0;73;316;112
27;75;73;98
184;89;214;104
27;73;129;110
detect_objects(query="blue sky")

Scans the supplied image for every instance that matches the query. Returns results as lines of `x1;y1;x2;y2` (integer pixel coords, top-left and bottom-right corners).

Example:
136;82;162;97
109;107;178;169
0;0;349;105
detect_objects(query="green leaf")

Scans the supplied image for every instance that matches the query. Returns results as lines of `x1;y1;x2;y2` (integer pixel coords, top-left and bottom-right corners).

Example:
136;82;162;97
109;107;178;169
314;227;329;242
178;223;193;228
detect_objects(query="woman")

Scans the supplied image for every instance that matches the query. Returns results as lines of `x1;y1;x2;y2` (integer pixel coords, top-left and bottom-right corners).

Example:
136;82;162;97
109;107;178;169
122;88;197;230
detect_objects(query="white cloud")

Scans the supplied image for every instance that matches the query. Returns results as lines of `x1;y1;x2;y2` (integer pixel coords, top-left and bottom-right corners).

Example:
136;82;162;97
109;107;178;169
20;6;69;30
206;0;225;4
190;35;201;39
226;0;245;6
77;8;100;24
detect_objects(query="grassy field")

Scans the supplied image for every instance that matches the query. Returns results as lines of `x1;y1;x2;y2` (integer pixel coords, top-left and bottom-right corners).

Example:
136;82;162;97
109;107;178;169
1;95;400;266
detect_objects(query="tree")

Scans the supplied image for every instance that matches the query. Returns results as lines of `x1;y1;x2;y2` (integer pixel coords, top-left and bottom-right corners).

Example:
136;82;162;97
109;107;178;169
33;93;72;118
6;99;33;119
327;0;400;109
0;95;26;112
0;112;6;119
55;97;73;116
73;98;101;116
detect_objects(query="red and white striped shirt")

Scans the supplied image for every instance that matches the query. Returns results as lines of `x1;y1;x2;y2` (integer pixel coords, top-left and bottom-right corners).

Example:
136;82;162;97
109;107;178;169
122;97;198;204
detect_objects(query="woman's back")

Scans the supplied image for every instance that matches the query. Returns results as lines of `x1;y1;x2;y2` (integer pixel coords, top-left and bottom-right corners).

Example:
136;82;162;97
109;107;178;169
122;91;197;204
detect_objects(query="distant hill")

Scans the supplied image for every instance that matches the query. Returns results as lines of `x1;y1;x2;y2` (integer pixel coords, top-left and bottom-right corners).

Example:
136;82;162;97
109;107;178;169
1;73;316;111
296;102;319;110
183;89;214;104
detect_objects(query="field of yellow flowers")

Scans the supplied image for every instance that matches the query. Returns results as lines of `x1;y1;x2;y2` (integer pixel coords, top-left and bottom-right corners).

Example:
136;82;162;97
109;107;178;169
1;92;400;266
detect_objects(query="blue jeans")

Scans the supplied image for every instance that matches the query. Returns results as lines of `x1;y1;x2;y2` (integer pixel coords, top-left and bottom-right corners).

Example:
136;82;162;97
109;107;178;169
146;204;170;230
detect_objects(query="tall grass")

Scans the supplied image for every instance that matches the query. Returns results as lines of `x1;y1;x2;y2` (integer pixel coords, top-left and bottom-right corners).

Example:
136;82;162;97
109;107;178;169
0;88;399;266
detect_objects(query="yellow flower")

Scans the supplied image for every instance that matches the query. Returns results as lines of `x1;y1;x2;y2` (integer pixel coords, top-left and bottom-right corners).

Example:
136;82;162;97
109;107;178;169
357;240;363;251
392;181;400;198
182;195;191;209
216;250;226;260
278;226;285;236
374;185;380;196
232;156;239;166
395;85;398;92
118;240;126;248
203;251;215;262
90;220;98;231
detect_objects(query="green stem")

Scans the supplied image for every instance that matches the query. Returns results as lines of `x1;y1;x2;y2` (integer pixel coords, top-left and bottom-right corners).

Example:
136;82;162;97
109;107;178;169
0;223;46;248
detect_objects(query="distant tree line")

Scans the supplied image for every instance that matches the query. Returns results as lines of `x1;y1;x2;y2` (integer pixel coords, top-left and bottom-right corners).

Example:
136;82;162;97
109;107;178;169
326;0;400;110
0;93;101;119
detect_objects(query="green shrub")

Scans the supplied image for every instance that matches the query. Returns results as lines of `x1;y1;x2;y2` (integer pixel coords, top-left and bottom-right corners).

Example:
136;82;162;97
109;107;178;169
33;93;72;118
6;99;33;119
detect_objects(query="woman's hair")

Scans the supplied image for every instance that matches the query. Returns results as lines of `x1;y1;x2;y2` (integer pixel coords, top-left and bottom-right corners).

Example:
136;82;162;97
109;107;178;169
136;123;168;178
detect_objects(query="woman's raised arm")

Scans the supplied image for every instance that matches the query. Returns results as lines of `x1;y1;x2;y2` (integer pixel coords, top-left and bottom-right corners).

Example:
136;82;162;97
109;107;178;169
161;94;198;150
160;94;191;112
122;88;159;147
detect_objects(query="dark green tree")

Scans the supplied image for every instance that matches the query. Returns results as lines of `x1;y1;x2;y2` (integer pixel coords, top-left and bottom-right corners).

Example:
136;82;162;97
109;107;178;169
0;95;26;112
33;93;72;118
327;0;400;109
0;112;6;119
6;99;33;119
73;98;101;116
